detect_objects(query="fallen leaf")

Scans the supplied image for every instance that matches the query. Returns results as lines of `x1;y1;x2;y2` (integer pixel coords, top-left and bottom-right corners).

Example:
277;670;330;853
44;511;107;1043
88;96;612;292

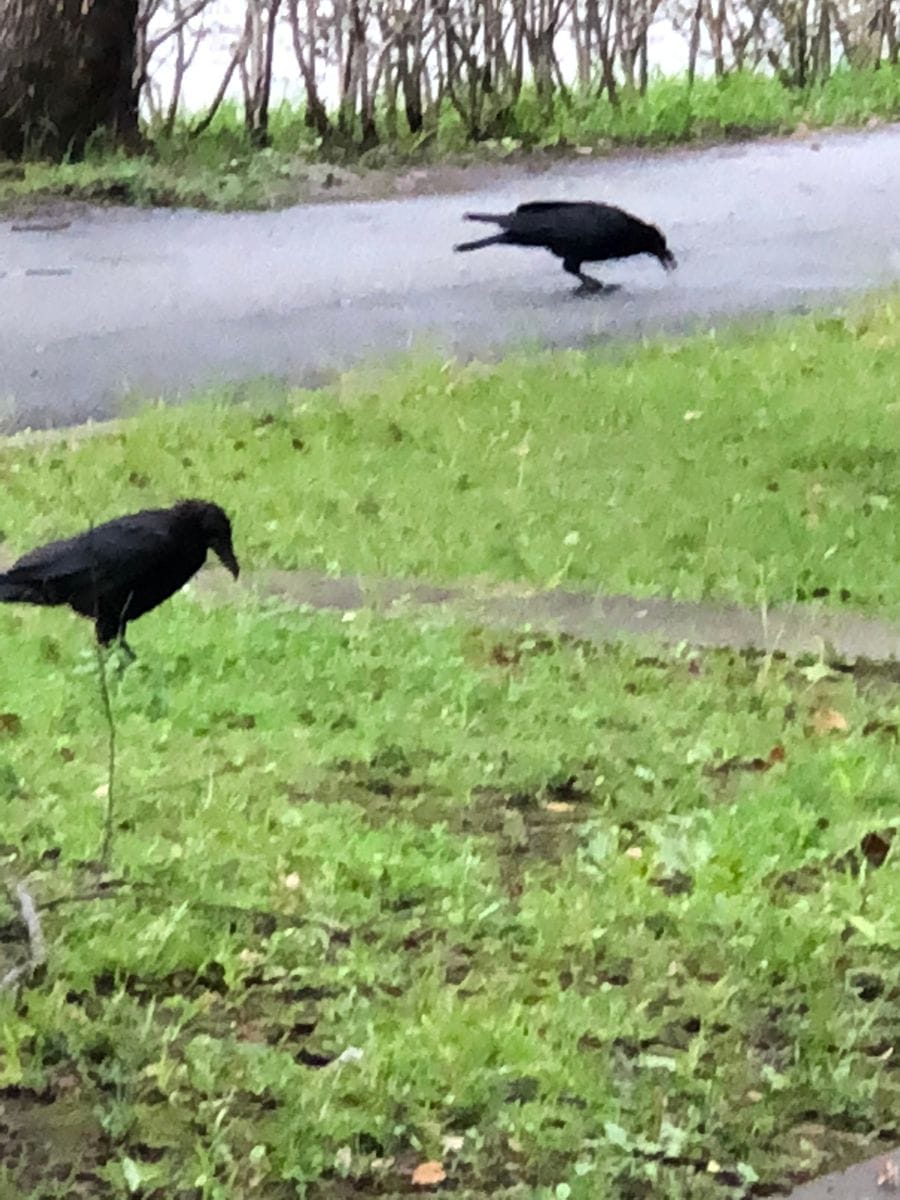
801;660;834;684
812;708;849;735
860;829;895;869
412;1160;446;1187
544;801;575;813
876;1155;899;1189
768;744;786;764
216;710;256;730
832;828;896;876
122;1158;144;1192
653;870;693;896
334;1146;353;1173
0;713;22;736
711;751;777;777
862;719;899;740
489;643;521;667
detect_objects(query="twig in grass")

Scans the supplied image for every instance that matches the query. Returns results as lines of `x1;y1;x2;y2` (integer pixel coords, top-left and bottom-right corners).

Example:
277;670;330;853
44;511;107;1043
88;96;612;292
34;881;351;940
94;639;118;869
36;880;133;915
0;882;47;991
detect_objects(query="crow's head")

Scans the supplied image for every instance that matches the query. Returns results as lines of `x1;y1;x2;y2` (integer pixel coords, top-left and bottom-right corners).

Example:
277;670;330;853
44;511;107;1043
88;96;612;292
179;500;240;579
647;225;677;271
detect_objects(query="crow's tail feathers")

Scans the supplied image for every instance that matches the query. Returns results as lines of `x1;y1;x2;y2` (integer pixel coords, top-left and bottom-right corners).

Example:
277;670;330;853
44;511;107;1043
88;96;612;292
0;573;42;605
454;211;510;251
0;576;27;603
453;233;506;253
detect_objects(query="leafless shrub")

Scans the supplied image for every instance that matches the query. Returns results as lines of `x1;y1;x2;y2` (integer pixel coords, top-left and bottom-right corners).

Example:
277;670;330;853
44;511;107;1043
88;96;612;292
139;0;897;148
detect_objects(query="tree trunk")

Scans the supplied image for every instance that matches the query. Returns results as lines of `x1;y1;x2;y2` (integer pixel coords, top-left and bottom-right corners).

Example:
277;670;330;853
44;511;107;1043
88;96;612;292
0;0;140;161
687;0;703;83
286;0;332;141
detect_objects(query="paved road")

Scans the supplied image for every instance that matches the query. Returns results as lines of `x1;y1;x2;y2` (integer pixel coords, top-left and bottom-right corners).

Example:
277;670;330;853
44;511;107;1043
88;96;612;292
787;1148;900;1199
2;124;899;432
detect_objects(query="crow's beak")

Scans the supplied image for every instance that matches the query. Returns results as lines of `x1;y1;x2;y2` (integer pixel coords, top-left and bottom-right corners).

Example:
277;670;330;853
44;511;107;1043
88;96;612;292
216;542;240;580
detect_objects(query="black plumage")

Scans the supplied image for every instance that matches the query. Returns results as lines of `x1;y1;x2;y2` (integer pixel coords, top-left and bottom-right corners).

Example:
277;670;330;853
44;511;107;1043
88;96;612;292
454;199;677;293
0;499;239;657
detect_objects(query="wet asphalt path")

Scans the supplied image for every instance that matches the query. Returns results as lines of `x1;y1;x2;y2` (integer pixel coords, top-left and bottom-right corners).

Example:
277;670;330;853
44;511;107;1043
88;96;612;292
2;124;899;432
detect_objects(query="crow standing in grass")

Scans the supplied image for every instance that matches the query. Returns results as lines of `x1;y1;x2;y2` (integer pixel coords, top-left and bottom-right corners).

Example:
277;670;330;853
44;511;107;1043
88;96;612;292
454;200;677;294
0;499;239;659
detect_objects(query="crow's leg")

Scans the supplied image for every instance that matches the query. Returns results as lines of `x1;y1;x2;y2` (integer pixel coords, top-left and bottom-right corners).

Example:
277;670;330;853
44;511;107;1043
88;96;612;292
96;618;136;674
105;640;136;681
118;638;137;665
562;257;594;289
562;257;620;297
574;275;622;296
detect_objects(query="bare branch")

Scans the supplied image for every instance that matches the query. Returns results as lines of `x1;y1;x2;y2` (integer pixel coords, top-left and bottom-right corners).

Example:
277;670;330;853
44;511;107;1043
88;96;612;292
0;882;47;992
145;0;218;58
190;23;252;136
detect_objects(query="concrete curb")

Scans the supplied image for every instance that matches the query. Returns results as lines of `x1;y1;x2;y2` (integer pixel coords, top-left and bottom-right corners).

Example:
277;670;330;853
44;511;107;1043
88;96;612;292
196;566;900;662
1;416;123;448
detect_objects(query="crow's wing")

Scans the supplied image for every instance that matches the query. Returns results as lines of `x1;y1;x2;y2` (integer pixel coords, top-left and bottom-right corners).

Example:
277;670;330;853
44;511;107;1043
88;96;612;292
7;510;179;598
509;201;609;237
516;201;585;214
511;201;639;245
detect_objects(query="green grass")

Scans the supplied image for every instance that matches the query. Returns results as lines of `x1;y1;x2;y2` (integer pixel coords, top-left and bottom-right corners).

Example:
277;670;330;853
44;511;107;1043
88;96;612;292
2;67;898;212
1;591;899;1197
3;298;900;1195
512;65;900;149
3;295;899;615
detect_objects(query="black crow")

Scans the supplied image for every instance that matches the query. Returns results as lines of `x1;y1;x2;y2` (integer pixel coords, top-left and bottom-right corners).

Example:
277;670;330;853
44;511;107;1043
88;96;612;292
454;200;677;294
0;499;239;658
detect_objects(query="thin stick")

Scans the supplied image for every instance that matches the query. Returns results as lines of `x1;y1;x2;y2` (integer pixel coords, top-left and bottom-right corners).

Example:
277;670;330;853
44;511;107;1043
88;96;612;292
0;883;47;991
95;640;118;869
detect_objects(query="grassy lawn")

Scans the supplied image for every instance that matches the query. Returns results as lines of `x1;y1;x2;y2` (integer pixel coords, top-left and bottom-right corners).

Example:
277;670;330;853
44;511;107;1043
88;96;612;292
1;592;899;1197
1;68;898;213
3;294;899;614
2;298;899;1197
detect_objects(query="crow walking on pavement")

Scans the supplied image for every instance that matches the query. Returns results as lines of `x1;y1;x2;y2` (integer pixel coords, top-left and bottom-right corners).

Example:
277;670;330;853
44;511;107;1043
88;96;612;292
455;200;677;294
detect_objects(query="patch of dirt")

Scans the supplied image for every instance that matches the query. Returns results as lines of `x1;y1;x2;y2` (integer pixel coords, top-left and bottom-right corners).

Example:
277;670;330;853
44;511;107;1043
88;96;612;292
287;756;595;888
0;1086;113;1198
